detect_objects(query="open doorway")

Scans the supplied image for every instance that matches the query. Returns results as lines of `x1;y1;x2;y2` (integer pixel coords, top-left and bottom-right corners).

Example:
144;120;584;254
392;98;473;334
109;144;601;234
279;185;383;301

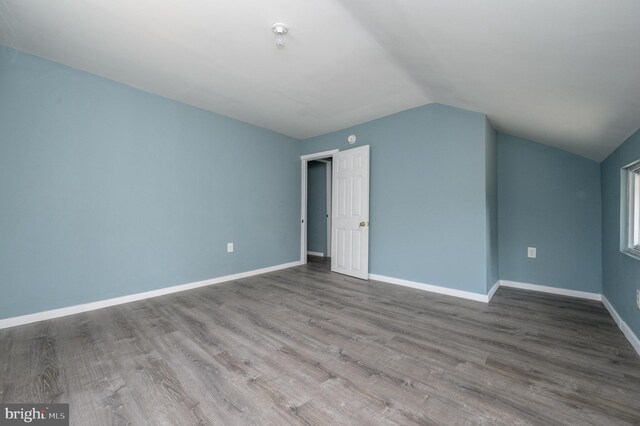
307;159;332;258
301;146;370;277
300;150;338;264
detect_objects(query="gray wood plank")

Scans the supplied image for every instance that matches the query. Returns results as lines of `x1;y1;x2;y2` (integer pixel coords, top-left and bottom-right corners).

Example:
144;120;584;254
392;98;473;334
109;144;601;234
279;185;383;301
1;257;639;425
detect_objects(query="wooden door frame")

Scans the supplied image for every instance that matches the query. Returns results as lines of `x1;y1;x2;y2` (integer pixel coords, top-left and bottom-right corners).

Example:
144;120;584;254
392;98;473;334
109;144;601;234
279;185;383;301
300;149;339;264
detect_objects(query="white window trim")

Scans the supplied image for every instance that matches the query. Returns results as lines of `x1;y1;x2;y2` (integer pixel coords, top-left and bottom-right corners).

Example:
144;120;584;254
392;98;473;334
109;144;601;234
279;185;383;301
620;160;640;261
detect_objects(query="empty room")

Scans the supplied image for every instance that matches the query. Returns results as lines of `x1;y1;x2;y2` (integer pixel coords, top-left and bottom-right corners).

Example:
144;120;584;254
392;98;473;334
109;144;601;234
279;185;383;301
1;1;640;425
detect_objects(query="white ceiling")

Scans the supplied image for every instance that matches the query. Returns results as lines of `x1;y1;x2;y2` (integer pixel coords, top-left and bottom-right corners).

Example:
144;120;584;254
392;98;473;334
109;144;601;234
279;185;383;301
1;0;639;160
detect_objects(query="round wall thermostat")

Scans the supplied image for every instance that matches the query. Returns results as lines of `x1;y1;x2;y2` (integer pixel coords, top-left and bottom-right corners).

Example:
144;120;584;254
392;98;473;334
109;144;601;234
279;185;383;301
347;134;357;144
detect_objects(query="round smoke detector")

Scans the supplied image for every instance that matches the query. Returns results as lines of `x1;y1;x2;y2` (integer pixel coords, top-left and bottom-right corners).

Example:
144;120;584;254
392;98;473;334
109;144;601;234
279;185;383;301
347;134;357;144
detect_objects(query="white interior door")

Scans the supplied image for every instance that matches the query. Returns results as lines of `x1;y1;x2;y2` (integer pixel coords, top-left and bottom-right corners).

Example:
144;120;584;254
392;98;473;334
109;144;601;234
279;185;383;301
331;145;370;279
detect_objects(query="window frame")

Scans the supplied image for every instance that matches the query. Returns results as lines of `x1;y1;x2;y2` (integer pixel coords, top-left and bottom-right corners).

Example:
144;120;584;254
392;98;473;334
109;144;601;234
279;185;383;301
621;160;640;260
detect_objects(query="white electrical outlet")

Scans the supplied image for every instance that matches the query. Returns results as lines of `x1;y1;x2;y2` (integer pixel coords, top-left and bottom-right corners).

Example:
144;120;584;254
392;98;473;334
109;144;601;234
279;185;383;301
527;247;537;258
227;242;234;253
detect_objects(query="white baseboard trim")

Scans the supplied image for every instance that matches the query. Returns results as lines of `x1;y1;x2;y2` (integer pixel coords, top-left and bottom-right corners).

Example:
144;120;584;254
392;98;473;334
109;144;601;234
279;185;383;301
307;251;324;257
369;274;490;303
0;260;302;330
499;280;602;301
602;296;640;357
487;280;500;302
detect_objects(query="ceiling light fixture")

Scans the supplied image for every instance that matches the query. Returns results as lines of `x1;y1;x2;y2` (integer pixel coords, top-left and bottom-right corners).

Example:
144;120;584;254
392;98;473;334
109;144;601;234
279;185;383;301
272;23;289;49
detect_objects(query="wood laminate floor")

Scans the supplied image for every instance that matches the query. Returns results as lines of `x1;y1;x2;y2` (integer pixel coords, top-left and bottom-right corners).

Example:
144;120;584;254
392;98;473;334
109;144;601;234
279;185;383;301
1;257;639;425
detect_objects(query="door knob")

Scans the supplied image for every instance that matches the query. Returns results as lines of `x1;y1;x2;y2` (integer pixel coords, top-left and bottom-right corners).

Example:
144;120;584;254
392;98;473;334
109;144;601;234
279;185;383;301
359;221;368;227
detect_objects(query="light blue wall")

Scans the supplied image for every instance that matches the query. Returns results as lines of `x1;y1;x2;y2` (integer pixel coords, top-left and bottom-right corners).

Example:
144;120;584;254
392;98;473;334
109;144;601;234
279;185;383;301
485;120;499;292
498;134;602;293
2;45;619;320
307;161;327;254
302;104;490;294
0;46;301;319
602;128;640;337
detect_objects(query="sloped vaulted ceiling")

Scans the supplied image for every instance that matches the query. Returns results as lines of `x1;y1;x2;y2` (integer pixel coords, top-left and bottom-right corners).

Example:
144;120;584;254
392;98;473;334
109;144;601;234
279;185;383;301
1;0;639;160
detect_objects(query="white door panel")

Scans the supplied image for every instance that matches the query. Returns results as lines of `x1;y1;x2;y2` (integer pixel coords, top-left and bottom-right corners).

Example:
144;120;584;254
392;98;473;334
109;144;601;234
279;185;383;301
331;145;370;279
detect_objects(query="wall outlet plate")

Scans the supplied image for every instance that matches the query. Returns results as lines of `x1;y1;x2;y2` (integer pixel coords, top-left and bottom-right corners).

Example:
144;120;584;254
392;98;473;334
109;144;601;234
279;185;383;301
227;242;234;253
527;247;537;258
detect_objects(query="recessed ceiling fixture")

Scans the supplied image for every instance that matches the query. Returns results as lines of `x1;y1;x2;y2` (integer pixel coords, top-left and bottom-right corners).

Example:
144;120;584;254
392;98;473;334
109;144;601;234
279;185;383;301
272;23;289;49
